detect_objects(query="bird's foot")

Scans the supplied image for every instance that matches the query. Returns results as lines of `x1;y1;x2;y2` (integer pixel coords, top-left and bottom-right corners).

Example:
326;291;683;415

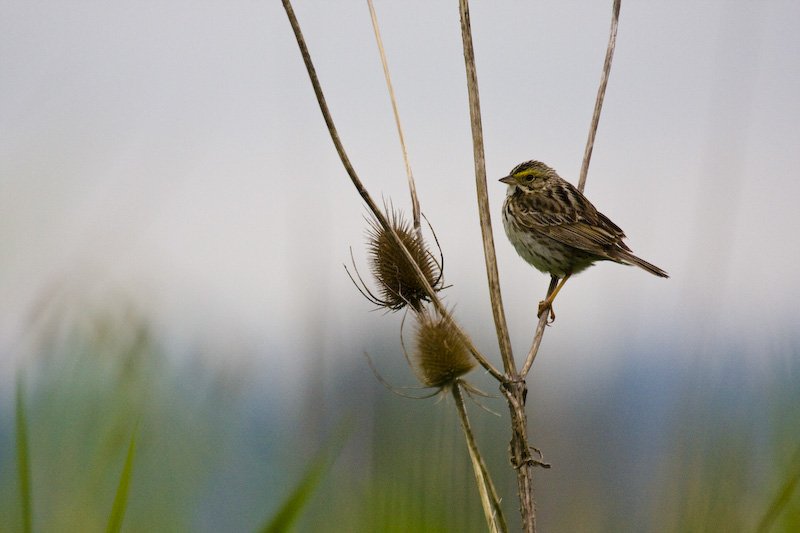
537;300;556;324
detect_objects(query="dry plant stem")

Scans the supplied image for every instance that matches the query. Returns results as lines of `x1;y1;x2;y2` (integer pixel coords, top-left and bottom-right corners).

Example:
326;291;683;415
366;0;421;234
500;379;538;532
457;0;514;374
452;381;508;533
521;276;559;377
577;0;621;193
519;0;621;377
458;1;537;531
281;0;503;382
524;0;622;372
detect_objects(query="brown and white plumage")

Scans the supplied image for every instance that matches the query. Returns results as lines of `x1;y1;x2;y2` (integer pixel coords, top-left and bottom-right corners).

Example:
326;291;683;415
500;160;667;317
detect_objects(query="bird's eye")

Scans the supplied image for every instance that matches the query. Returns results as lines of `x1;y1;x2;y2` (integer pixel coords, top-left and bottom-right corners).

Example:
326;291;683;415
524;175;534;182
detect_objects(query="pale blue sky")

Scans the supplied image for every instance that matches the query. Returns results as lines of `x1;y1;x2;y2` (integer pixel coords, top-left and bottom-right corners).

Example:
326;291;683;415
2;1;799;391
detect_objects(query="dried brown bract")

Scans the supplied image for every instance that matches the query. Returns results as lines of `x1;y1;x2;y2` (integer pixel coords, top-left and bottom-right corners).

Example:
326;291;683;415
413;309;475;388
349;207;442;313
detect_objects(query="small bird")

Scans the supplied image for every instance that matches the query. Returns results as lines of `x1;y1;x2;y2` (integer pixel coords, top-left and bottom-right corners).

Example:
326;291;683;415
500;160;667;320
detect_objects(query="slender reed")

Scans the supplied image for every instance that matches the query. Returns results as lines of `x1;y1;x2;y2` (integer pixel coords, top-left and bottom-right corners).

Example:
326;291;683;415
457;0;515;372
366;0;421;234
452;381;508;533
578;0;621;193
457;1;538;530
521;276;558;377
522;0;622;379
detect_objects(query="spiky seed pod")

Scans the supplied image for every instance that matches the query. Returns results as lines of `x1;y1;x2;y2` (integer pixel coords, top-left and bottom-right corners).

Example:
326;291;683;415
413;310;475;388
366;208;442;312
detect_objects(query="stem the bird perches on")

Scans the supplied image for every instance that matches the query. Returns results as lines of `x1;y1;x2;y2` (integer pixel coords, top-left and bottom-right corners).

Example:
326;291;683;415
524;0;622;375
521;276;559;377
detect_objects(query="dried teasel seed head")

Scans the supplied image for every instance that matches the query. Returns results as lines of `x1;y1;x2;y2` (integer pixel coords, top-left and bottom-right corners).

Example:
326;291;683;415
413;310;475;388
366;208;442;312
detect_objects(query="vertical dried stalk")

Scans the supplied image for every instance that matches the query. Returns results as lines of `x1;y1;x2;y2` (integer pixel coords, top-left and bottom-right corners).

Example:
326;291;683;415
500;381;537;533
457;0;514;374
457;1;537;530
578;0;621;193
366;0;421;233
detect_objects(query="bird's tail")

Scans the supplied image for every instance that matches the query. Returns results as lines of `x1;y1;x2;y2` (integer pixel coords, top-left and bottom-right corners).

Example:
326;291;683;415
617;250;669;278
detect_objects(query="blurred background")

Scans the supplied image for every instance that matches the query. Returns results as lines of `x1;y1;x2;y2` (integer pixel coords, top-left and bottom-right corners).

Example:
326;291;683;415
1;1;799;531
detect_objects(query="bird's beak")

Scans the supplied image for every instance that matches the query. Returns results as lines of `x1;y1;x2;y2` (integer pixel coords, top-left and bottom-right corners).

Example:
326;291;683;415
499;176;515;185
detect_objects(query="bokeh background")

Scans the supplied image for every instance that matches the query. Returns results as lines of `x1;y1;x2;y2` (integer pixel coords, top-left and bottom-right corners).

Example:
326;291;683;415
2;1;799;531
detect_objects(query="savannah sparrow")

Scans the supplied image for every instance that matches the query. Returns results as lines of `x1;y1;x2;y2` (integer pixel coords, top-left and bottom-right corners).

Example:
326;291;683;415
501;160;667;320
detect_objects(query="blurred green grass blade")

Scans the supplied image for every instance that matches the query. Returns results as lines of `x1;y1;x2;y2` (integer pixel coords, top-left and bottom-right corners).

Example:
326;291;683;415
16;375;32;533
757;442;800;532
259;458;326;533
106;419;140;533
258;428;349;533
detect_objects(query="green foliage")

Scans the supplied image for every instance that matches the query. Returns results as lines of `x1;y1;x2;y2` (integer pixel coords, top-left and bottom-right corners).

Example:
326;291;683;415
757;442;800;532
106;419;139;533
0;297;242;531
15;376;32;533
3;295;799;531
258;428;348;533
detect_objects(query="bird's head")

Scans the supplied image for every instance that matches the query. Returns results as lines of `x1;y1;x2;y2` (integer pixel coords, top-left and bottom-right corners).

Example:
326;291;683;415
499;160;558;192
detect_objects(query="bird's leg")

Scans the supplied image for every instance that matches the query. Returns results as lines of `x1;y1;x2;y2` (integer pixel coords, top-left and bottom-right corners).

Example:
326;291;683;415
537;273;572;322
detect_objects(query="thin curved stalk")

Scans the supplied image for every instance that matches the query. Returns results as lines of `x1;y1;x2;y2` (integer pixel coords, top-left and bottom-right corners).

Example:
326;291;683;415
578;0;621;193
458;2;540;530
366;0;421;234
521;276;559;377
526;0;622;374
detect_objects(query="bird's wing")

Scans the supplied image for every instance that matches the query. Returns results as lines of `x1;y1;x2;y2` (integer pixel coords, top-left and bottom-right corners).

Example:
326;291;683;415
509;190;631;255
